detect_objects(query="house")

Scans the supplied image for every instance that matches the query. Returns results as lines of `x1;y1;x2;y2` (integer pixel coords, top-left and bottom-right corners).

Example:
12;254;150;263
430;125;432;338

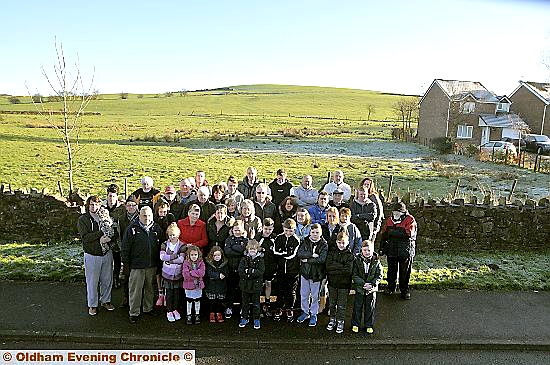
509;81;550;136
418;79;527;147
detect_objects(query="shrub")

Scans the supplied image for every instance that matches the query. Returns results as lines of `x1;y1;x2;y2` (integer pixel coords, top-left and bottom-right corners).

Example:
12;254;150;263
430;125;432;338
120;92;128;100
8;96;21;104
431;137;453;154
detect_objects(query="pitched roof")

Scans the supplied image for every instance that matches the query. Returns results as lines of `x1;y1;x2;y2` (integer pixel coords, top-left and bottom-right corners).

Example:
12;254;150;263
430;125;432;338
435;79;499;102
478;113;529;130
511;81;550;104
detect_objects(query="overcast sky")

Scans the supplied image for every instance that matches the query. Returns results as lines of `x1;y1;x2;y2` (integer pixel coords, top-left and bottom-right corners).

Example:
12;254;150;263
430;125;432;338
2;0;549;96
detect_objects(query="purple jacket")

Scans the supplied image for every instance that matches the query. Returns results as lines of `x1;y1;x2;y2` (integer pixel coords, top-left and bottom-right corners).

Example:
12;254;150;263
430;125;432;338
182;260;206;290
160;240;185;281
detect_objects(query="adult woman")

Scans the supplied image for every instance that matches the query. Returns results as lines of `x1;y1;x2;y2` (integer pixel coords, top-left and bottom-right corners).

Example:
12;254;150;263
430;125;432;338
177;204;208;252
210;184;226;205
77;196;115;316
359;177;384;240
350;188;377;242
206;204;233;255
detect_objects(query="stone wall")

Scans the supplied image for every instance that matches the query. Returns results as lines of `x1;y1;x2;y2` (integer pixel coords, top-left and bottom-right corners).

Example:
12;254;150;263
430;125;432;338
1;185;549;250
396;193;550;251
0;185;82;242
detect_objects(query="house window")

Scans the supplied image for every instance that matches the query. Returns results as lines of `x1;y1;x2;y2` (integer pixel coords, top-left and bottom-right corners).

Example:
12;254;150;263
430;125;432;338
461;102;475;114
496;102;510;112
457;125;473;139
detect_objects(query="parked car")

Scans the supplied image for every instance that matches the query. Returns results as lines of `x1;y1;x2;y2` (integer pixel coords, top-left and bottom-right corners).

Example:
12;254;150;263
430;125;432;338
479;141;517;157
522;134;550;155
500;136;526;149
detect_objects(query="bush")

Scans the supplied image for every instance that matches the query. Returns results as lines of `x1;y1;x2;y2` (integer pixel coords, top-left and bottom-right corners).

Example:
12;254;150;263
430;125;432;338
431;137;453;154
8;96;21;104
120;92;128;100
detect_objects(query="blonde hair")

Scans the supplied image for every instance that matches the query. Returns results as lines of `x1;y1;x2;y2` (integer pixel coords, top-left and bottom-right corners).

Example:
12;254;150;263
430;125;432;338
246;239;261;252
166;222;180;237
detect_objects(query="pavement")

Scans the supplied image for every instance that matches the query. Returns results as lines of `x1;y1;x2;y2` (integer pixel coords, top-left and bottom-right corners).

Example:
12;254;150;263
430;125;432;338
1;281;549;351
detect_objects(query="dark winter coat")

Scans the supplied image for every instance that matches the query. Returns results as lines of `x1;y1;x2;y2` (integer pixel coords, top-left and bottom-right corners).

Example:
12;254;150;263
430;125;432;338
326;247;354;289
205;259;229;296
321;223;345;252
121;221;162;269
238;253;265;293
77;213;105;256
224;235;248;271
206;217;232;254
380;214;417;258
352;252;383;295
350;198;377;241
297;237;328;282
259;235;277;278
237;177;260;200
268;178;293;207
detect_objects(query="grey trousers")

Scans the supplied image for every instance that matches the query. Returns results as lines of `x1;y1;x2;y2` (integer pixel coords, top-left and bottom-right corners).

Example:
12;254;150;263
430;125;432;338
128;267;156;317
328;286;348;322
84;251;113;308
300;276;321;315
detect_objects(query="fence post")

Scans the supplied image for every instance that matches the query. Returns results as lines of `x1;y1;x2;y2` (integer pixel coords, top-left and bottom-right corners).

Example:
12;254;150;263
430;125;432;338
124;178;128;199
508;179;518;203
387;175;394;200
452;179;461;199
57;181;63;196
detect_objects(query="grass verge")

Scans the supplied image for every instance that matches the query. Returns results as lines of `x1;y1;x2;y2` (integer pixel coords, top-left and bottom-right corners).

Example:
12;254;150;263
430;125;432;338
1;242;548;291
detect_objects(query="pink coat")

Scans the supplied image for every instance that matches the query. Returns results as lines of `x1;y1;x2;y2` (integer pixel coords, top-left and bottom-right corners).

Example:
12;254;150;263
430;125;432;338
182;259;206;290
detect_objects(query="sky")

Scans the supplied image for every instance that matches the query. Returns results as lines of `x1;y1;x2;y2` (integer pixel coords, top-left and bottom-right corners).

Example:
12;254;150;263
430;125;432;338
2;0;550;97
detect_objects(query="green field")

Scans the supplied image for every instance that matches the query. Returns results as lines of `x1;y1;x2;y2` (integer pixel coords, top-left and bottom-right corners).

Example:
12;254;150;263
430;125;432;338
1;84;548;200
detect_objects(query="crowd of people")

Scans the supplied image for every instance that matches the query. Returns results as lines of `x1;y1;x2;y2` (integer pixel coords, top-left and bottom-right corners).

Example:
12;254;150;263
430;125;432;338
77;167;418;334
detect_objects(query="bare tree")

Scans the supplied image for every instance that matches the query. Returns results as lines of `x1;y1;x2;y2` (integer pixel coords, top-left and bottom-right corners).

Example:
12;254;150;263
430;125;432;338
392;96;419;140
27;39;95;196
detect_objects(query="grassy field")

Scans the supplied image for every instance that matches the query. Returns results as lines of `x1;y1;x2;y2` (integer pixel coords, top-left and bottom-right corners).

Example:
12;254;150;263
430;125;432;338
1;241;548;291
1;84;549;200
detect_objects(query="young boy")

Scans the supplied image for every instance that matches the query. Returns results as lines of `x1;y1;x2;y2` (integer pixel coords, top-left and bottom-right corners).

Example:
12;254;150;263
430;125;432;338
296;223;328;327
351;239;383;334
325;231;354;333
272;218;300;321
258;218;277;316
223;220;248;319
238;240;265;329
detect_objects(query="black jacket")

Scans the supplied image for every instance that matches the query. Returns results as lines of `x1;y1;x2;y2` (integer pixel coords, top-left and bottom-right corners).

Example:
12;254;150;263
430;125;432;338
326;248;354;289
352;252;383;295
224;235;248;271
205;259;229;296
321;223;345;252
297;237;328;282
259;235;278;277
268;179;293;207
206;217;232;254
121;221;162;269
77;213;104;256
273;233;300;276
350;198;377;241
237;177;260;200
380;214;417;258
238;254;265;293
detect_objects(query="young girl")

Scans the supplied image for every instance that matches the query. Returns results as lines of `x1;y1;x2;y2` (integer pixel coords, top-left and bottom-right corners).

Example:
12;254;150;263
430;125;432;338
238;240;265;329
182;245;206;325
205;246;229;323
258;218;277;316
240;199;262;240
225;197;240;219
159;223;186;322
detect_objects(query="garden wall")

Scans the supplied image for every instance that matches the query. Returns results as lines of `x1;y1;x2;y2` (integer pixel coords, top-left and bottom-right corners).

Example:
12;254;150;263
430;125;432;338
0;185;549;250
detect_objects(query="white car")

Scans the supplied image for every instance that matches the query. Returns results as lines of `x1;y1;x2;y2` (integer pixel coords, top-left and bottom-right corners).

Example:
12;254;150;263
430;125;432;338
479;141;517;157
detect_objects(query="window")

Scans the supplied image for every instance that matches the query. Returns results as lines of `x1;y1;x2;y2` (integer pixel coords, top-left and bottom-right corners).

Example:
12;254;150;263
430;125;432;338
457;125;473;139
461;102;475;114
496;102;510;112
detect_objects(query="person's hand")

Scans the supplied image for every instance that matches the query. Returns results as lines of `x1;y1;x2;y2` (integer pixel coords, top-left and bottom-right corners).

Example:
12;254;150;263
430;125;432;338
219;273;225;280
301;258;308;263
364;283;372;290
100;235;111;244
312;253;319;258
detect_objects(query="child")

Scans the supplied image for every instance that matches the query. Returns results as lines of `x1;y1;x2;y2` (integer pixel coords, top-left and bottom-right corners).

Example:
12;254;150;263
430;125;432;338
272;218;300;322
258;218;277;316
295;207;311;242
296;223;328;327
205;246;229;323
325;230;354;333
225;197;240;219
155;202;177;306
223;219;248;319
351;239;383;334
339;208;363;256
238;240;265;329
182;245;206;325
159;223;186;322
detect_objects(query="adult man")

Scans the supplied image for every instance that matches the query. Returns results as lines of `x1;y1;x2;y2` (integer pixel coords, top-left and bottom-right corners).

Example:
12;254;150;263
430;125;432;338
323;170;352;202
183;186;216;223
154;185;184;220
293;175;318;209
329;188;349;210
130;176;160;210
238;166;261;200
268;168;293;208
225;175;244;206
78;196;115;316
121;206;162;323
350;188;377;242
380;202;418;300
308;191;331;225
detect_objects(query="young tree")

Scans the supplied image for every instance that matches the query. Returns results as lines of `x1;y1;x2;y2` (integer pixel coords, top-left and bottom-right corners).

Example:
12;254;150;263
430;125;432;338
27;40;95;196
392;96;419;140
366;104;376;120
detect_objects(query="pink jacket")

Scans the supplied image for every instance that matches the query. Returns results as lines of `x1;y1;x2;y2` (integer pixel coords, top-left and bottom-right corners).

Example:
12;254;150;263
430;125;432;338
182;259;206;290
